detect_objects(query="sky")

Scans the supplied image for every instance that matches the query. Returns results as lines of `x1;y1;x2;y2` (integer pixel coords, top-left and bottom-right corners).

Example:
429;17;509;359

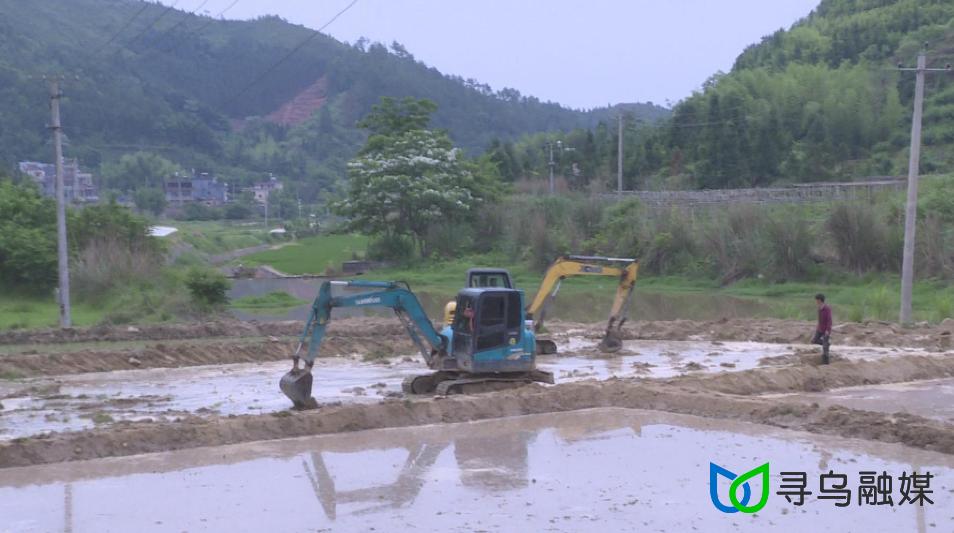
162;0;822;110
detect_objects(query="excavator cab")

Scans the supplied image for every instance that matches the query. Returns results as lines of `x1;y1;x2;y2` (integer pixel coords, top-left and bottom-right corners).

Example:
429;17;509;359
444;268;515;326
448;289;534;374
466;268;513;289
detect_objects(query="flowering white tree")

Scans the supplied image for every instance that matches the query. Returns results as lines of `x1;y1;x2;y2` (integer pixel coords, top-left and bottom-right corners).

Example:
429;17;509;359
336;98;495;256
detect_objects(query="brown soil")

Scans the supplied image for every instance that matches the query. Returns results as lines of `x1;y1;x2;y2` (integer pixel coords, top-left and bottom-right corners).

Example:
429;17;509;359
0;334;418;378
617;317;954;350
4;355;954;468
8;317;952;350
0;318;413;346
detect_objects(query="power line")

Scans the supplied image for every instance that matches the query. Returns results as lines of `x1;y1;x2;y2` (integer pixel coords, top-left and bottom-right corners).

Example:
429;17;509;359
91;1;151;55
165;0;240;53
122;0;181;49
222;0;359;109
142;0;211;52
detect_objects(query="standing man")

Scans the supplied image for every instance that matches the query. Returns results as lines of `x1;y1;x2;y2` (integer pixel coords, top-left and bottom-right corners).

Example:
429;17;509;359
812;293;832;364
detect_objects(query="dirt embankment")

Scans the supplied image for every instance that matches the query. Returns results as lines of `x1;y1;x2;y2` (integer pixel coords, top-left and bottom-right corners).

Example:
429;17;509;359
3;355;954;468
672;353;954;395
0;333;420;378
618;317;954;350
0;318;414;346
7;317;952;349
3;317;951;377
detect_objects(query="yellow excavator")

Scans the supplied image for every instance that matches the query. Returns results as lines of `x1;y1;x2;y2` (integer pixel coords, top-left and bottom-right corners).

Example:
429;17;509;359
444;255;639;355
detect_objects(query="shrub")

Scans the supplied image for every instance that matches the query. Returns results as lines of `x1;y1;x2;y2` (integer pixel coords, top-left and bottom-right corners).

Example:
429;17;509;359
367;235;416;264
917;215;953;278
763;208;815;281
825;203;894;272
640;209;695;274
425;222;474;259
920;174;954;223
184;268;230;310
595;198;644;258
527;212;568;272
698;205;765;284
72;238;163;301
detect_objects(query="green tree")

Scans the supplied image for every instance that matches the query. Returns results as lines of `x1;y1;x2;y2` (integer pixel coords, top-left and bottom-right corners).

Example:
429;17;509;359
337;97;497;256
133;187;167;216
100;152;180;191
357;97;438;138
69;200;161;256
185;267;230;310
0;180;57;290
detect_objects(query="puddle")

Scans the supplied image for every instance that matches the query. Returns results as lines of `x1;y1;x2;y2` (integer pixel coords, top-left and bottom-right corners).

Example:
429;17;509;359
0;340;932;441
0;358;424;440
768;378;954;423
0;408;951;532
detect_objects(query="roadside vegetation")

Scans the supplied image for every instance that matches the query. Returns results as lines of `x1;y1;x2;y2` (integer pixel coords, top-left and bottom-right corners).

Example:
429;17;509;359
0;177;233;329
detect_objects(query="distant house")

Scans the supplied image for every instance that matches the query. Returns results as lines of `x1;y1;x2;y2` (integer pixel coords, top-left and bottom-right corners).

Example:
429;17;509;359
164;172;228;205
18;159;99;203
249;175;283;204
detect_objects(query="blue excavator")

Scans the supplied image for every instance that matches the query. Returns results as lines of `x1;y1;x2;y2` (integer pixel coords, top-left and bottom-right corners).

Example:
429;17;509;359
279;280;555;408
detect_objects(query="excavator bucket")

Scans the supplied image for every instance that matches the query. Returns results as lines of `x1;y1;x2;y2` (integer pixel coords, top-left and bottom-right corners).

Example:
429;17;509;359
280;367;315;409
598;330;623;353
536;339;558;355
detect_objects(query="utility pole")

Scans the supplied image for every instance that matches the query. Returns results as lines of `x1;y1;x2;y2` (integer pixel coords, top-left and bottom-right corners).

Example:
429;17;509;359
898;52;951;324
617;114;623;197
547;141;556;194
47;77;71;328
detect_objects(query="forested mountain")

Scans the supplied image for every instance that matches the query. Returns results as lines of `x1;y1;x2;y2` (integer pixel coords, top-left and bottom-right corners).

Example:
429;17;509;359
0;0;667;198
518;0;954;191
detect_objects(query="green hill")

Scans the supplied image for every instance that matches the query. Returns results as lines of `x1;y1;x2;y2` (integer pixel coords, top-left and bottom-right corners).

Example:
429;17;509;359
655;0;954;187
0;0;667;198
410;0;954;192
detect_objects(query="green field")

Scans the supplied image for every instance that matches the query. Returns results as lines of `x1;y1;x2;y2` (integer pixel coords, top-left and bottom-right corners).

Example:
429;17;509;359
241;234;370;275
0;297;107;330
167;220;273;257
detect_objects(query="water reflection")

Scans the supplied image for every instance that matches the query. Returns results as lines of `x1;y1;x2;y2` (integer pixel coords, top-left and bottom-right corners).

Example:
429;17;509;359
1;409;952;532
300;431;536;520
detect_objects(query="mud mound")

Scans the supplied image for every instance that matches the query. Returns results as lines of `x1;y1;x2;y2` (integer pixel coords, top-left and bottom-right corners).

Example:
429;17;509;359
617;317;954;350
671;354;954;395
4;373;954;468
0;318;412;346
0;334;418;377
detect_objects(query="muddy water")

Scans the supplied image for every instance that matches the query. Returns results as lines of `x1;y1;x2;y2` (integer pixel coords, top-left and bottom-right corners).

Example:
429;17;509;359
228;277;777;322
0;340;801;440
769;378;954;423
1;408;951;533
0;339;929;441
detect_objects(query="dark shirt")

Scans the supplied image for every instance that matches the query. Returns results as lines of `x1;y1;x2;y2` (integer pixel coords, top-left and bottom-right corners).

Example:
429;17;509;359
817;304;832;334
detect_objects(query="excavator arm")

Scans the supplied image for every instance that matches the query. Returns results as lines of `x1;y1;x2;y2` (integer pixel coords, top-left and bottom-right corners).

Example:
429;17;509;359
280;280;447;408
527;255;638;353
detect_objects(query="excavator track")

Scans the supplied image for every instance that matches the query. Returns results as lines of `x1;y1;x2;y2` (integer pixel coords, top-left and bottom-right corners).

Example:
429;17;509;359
431;370;555;396
401;371;454;394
